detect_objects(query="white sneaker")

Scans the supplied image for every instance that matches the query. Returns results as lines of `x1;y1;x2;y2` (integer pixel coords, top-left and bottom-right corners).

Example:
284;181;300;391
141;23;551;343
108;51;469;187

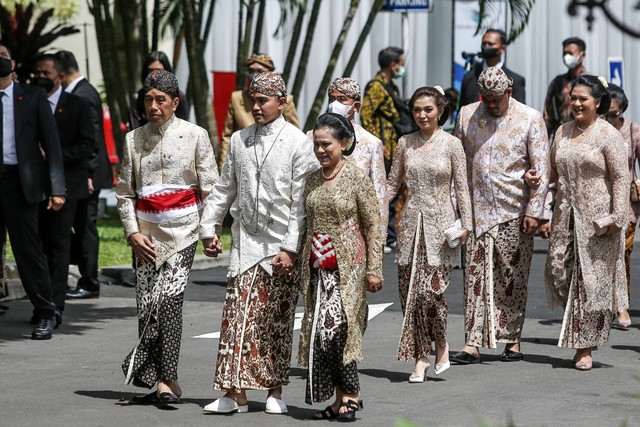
203;396;248;414
265;397;288;414
384;246;392;254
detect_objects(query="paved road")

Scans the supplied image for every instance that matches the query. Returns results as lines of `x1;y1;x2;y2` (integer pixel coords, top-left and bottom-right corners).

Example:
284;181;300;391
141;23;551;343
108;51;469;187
1;237;639;426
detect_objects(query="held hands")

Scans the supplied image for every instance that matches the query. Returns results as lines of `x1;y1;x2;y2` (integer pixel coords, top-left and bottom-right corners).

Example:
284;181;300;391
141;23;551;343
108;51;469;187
458;229;470;245
539;222;551;239
521;216;539;235
523;169;541;189
366;275;383;293
47;195;65;211
129;232;156;263
605;223;623;236
271;251;297;276
202;234;222;257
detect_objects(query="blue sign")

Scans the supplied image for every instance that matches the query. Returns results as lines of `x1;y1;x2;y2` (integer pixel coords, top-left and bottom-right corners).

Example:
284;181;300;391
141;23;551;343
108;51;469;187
608;57;624;89
382;0;432;11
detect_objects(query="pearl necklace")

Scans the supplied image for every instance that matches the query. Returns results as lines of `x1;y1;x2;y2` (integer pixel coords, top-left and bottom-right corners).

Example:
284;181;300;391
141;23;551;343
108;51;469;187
322;159;346;181
576;121;595;135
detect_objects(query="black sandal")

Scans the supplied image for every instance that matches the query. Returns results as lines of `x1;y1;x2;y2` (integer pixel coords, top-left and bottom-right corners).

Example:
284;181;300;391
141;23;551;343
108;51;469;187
313;405;338;420
336;399;359;422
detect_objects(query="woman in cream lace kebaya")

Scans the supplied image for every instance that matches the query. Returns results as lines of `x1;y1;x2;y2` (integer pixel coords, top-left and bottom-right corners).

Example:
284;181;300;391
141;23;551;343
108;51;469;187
298;113;383;421
386;87;473;382
605;83;640;329
541;75;629;371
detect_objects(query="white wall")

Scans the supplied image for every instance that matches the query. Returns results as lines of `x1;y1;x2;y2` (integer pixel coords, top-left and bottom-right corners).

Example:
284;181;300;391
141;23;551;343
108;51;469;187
60;0;640;124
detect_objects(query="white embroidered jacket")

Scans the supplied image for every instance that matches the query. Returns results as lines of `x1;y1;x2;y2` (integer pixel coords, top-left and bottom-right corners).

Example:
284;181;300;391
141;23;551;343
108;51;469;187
116;116;219;268
201;115;319;277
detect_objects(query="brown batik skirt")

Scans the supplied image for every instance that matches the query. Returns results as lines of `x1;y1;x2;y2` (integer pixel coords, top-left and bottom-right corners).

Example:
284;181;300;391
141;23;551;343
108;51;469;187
397;227;451;361
464;218;533;348
213;264;298;391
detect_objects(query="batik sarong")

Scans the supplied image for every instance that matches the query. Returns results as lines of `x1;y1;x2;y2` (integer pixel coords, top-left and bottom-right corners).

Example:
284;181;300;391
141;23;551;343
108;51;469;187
305;269;359;404
122;242;197;388
464;218;533;348
397;223;450;361
213;265;298;390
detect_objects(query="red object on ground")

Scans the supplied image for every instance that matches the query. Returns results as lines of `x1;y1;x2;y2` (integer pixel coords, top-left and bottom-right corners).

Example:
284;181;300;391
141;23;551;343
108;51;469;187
212;71;237;147
102;107;120;186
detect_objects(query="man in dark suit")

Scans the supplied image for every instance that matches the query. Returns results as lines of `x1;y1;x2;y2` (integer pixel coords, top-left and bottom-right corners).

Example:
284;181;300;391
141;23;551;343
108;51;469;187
56;50;112;299
459;29;526;108
33;54;95;323
0;42;66;339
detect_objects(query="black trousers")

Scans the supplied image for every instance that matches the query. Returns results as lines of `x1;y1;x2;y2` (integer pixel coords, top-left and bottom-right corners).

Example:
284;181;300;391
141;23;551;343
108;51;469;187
40;199;77;313
0;168;55;319
70;191;100;292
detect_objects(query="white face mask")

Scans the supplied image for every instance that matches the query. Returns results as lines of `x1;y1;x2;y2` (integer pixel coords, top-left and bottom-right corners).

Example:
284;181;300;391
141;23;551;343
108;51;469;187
327;100;353;117
563;53;582;70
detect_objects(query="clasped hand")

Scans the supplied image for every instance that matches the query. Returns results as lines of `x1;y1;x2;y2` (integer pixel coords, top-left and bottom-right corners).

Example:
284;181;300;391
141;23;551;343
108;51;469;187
202;234;222;257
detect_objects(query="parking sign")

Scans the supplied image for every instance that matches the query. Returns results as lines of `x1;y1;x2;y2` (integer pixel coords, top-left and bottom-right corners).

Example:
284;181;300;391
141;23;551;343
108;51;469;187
608;57;624;88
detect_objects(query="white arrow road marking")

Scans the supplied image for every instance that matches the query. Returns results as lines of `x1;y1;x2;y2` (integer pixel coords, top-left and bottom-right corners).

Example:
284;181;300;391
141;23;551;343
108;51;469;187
192;302;394;339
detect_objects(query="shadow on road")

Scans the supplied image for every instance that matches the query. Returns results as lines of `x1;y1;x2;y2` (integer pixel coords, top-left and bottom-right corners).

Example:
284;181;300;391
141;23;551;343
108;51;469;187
0;304;137;344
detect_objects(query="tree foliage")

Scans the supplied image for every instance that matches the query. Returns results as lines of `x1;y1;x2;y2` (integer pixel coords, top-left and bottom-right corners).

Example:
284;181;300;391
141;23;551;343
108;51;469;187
0;2;79;79
476;0;535;43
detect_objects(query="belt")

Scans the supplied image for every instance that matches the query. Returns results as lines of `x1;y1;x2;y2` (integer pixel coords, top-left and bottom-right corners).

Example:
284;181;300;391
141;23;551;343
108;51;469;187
3;164;18;173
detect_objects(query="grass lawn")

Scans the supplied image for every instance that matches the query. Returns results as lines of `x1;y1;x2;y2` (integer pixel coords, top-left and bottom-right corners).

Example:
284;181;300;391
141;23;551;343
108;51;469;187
6;208;232;268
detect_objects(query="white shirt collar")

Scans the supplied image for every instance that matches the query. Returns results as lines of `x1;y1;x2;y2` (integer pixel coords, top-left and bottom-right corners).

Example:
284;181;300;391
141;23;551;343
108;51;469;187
0;80;14;98
65;75;85;93
48;85;63;112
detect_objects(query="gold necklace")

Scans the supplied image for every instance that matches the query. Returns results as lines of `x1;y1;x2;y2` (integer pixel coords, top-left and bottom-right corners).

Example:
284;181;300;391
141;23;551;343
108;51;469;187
322;159;346;181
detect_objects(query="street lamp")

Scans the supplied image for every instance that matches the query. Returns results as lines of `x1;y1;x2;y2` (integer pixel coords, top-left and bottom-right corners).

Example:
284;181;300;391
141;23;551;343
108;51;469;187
567;0;640;37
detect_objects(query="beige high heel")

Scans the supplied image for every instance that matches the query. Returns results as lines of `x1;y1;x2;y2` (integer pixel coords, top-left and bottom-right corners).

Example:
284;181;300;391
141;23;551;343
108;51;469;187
434;342;450;375
409;357;430;383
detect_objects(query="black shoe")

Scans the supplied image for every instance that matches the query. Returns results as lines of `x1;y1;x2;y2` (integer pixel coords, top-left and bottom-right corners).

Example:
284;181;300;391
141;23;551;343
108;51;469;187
31;318;55;340
66;287;99;299
130;391;160;405
336;399;359;422
450;351;481;364
0;305;7;316
500;349;524;362
54;310;63;328
158;392;181;405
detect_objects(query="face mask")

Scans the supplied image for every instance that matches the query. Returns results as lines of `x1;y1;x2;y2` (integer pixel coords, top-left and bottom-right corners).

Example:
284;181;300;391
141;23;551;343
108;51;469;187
31;77;54;93
481;47;500;60
0;57;12;77
563;53;582;70
327;100;353;117
393;65;406;80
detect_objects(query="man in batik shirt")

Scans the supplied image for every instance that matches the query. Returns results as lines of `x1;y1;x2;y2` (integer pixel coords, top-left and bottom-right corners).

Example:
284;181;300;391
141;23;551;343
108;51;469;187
451;67;550;364
321;77;388;237
117;69;219;404
200;71;318;415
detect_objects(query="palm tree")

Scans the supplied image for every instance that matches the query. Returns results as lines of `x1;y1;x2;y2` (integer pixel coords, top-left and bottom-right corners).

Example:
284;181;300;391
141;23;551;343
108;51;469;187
0;3;79;80
303;0;361;131
476;0;535;43
342;0;385;77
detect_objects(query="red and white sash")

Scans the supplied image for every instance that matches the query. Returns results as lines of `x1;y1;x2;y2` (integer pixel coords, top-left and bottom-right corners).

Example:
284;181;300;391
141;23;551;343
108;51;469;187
310;233;337;269
135;184;200;223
